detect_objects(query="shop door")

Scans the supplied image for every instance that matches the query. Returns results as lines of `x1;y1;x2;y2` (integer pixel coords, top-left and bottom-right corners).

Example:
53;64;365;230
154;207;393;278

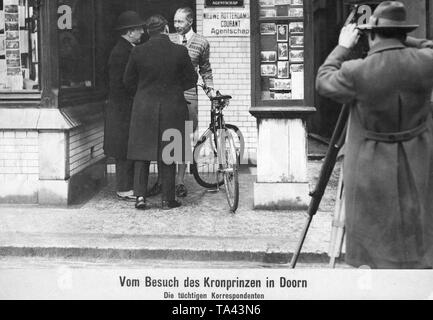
310;0;380;138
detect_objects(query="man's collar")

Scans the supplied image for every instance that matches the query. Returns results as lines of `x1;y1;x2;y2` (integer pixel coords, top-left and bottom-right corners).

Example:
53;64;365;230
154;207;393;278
179;28;195;42
368;38;406;56
121;35;135;46
150;33;170;41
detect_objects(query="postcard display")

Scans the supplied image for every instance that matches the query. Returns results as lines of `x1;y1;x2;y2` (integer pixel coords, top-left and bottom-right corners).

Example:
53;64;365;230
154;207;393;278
259;0;304;101
0;0;35;90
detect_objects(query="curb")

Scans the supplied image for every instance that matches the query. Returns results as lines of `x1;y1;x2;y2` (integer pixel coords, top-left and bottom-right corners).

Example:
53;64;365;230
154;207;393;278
0;232;334;265
0;246;333;265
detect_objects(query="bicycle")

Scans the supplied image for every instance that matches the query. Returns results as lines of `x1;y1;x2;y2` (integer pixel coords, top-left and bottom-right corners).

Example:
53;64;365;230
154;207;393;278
190;84;244;213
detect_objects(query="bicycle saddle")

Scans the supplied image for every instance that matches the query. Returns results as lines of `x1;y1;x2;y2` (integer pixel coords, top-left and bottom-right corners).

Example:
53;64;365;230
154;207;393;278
211;95;232;101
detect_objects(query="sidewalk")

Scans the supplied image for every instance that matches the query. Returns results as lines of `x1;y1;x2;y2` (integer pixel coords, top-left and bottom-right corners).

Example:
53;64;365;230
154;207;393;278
0;159;343;266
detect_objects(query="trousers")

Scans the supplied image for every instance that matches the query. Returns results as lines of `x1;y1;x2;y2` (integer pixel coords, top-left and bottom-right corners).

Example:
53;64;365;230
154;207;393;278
134;161;176;201
115;159;134;192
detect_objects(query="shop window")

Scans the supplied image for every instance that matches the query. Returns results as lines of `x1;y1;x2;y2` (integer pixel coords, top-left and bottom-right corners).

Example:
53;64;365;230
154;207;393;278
252;0;307;107
58;0;94;89
0;0;40;91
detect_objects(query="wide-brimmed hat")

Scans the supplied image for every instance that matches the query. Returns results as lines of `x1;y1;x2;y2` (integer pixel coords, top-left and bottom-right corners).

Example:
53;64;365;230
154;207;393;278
115;11;145;31
357;1;419;32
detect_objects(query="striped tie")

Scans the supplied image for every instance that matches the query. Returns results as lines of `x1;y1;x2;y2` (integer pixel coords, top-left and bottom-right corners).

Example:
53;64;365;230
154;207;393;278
182;34;187;46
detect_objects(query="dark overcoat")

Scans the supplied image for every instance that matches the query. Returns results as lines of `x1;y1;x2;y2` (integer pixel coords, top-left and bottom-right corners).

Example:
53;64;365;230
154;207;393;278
123;34;197;161
316;38;433;268
104;37;134;159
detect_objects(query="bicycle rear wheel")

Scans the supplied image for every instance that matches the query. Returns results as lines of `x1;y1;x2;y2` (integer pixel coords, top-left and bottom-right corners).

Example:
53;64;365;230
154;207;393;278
219;129;240;212
192;125;243;189
192;129;224;189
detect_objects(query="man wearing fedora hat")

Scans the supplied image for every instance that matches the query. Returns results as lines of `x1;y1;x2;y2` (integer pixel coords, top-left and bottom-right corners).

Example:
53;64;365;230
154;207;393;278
104;11;145;203
124;15;197;210
316;1;433;269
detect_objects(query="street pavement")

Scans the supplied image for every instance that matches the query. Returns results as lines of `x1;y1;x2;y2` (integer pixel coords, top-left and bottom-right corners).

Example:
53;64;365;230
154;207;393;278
0;157;346;268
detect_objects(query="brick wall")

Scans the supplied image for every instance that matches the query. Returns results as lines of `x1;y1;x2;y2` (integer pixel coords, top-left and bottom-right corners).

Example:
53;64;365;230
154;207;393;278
0;130;39;203
196;0;257;163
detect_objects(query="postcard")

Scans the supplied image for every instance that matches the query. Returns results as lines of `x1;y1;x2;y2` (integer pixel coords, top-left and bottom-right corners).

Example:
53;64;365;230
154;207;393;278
259;8;277;18
260;23;277;35
289;22;304;33
261;51;277;63
291;70;304;99
273;79;291;90
5;40;19;49
290;35;304;47
274;92;292;100
6;58;20;68
259;0;275;7
290;64;304;73
277;61;289;78
5;22;19;31
7;67;21;75
290;49;304;62
0;35;5;56
288;8;303;17
5;49;19;60
277;24;288;42
276;0;291;5
4;5;19;14
277;43;288;60
6;31;19;41
261;64;277;77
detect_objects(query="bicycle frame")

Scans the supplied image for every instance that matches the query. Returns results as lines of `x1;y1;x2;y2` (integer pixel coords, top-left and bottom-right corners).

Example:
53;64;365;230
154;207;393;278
192;85;240;212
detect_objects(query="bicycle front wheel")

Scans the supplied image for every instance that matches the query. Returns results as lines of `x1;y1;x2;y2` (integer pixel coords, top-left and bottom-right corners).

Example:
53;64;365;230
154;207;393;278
219;129;240;212
192;129;224;189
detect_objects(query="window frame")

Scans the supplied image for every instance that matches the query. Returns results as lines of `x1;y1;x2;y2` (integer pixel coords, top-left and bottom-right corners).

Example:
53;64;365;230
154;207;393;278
57;0;106;107
250;1;314;109
0;0;42;103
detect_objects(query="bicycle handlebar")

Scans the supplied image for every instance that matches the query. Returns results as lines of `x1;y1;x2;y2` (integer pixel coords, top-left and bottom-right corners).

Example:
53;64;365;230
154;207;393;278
198;84;232;101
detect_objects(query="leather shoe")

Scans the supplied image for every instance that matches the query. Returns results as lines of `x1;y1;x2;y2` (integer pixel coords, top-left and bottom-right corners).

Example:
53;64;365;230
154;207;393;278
148;183;162;197
116;190;136;202
161;200;181;210
175;184;188;198
135;197;147;210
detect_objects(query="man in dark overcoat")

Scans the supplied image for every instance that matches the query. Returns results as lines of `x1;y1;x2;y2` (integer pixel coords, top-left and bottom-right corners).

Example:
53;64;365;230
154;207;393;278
124;15;198;210
104;11;145;201
316;1;433;269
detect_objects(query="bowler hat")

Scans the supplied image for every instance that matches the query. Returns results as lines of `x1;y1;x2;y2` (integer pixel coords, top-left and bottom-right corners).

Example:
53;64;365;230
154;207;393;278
357;1;419;32
115;11;145;31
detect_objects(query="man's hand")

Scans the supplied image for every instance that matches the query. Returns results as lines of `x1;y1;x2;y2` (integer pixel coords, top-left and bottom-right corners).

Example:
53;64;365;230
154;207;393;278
339;24;361;50
421;40;433;49
205;87;216;98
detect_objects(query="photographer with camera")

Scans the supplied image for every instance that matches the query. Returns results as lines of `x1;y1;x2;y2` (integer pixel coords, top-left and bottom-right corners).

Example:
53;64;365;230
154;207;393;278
316;1;433;269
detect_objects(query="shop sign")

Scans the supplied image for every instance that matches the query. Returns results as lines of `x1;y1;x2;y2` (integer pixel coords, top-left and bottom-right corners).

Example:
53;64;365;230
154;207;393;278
205;0;244;7
203;9;250;37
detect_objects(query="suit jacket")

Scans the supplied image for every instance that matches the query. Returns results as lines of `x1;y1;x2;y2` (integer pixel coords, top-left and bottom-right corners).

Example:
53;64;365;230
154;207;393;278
316;39;433;267
104;37;134;159
124;34;198;161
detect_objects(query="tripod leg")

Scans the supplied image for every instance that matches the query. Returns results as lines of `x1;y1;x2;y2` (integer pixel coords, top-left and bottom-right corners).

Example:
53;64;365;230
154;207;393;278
290;104;351;269
329;164;345;268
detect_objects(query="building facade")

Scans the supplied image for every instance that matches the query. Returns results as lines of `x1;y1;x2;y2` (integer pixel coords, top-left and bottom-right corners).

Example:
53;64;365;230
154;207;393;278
0;0;432;205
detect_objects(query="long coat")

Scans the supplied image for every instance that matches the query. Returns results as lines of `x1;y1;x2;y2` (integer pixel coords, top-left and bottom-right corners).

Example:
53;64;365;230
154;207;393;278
104;37;134;159
123;34;198;161
316;39;433;268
